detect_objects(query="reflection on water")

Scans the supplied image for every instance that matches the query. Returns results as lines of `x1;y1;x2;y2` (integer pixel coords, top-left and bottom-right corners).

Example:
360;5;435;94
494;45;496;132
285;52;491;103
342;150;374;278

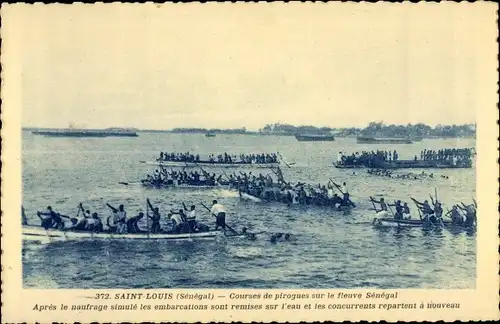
23;133;476;288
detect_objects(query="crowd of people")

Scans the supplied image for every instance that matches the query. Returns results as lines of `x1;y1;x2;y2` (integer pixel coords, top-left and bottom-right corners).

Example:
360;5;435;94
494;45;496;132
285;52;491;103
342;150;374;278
337;147;473;168
371;195;476;228
142;168;226;187
33;200;232;235
158;152;279;164
228;169;355;209
336;150;400;167
419;148;473;166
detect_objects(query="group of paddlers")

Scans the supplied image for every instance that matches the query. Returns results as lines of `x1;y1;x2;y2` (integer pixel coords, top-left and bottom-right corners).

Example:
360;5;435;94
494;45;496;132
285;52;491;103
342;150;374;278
228;169;355;208
337;150;400;167
158;151;279;164
29;200;232;235
142;167;225;187
371;195;477;227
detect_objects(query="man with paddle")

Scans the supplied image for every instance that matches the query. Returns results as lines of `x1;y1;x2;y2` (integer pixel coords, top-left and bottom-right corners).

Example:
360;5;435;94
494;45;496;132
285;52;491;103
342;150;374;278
200;201;238;235
107;204;127;234
146;199;162;233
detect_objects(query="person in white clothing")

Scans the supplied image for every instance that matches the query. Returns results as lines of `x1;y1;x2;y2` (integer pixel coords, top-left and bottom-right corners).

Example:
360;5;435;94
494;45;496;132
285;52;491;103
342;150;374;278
337;152;343;164
183;203;197;231
169;213;183;233
210;200;226;231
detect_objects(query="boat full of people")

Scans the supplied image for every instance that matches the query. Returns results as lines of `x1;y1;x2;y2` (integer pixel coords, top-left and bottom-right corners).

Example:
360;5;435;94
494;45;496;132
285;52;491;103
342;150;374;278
229;168;356;210
335;148;473;169
140;168;231;189
142;151;282;168
23;200;261;244
370;195;476;231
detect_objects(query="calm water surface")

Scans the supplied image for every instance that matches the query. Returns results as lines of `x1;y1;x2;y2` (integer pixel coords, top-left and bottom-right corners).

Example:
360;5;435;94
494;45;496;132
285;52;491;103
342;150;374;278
22;132;476;289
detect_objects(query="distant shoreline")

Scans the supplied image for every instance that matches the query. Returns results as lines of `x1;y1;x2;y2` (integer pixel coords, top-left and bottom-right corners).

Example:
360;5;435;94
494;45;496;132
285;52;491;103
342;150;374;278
22;127;476;140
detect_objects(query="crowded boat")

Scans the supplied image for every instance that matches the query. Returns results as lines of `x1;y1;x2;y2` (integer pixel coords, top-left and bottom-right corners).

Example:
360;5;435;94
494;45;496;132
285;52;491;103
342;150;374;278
371;193;476;230
30;200;234;236
158;151;280;165
141;167;229;188
335;148;473;169
226;168;355;209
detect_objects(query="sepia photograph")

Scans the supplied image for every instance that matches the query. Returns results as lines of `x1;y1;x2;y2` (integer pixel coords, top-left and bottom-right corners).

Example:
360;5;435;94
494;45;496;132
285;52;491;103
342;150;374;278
1;2;498;322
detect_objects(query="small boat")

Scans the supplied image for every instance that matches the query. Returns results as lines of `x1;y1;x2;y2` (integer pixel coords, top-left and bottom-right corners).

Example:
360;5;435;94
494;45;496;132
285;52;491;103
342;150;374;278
205;133;216;138
295;134;335;142
139;160;281;169
22;225;249;244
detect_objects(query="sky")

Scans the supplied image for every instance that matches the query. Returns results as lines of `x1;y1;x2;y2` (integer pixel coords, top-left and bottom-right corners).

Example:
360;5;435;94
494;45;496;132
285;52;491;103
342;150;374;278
5;3;496;130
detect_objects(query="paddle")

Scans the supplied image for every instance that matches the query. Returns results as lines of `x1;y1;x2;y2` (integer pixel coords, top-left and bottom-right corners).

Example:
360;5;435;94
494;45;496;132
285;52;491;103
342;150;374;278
329;179;356;208
410;197;423;220
369;197;380;213
200;202;238;235
277;152;291;168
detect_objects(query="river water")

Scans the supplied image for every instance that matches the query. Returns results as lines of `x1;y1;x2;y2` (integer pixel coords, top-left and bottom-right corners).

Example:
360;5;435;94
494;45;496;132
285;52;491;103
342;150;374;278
22;132;476;289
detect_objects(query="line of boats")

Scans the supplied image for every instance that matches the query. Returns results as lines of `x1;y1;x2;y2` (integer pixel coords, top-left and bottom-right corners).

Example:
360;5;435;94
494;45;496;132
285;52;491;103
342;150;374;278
23;147;476;245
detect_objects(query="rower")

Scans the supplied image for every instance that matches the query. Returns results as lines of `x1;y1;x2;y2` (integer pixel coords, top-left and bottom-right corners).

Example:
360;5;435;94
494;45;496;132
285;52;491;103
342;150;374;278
168;212;184;233
402;202;411;219
449;205;464;225
330;193;343;208
148;207;162;233
74;209;90;231
391;200;403;220
210;200;227;231
127;212;144;233
37;206;64;229
184;203;197;231
463;205;476;227
107;204;128;234
87;212;103;232
371;197;388;218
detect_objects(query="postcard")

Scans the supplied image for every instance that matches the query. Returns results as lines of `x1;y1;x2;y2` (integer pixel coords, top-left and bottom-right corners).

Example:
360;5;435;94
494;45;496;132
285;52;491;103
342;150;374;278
1;2;499;322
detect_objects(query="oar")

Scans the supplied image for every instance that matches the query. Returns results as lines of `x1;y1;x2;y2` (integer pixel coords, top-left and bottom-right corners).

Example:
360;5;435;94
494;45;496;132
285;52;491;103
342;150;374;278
369;197;379;213
472;198;477;208
277;152;291;168
200;202;238;235
410;197;423;220
329;179;355;208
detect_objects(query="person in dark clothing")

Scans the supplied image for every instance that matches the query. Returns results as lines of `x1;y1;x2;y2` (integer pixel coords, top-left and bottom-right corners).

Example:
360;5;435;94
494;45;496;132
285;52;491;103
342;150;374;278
127;212;144;233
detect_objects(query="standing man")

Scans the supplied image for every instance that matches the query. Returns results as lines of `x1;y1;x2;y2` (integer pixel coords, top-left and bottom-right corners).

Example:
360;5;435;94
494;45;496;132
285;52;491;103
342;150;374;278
210;200;227;231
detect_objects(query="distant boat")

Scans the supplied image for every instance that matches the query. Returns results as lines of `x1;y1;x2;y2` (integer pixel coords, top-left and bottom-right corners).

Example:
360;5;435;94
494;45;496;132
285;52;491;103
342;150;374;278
32;128;138;138
205;133;216;138
356;136;412;144
295;134;335;142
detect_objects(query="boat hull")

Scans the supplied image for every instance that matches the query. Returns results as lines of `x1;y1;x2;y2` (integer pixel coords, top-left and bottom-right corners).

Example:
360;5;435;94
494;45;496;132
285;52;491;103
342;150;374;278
372;217;474;230
295;134;335;141
356;137;413;144
23;226;235;243
140;160;280;168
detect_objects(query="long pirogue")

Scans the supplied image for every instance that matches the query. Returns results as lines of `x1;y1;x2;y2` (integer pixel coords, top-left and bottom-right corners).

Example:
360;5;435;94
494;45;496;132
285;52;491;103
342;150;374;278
22;225;252;243
140;160;281;169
